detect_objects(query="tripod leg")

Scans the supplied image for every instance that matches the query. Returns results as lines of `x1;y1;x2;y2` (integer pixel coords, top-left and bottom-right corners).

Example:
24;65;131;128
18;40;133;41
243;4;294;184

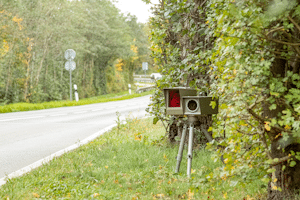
175;123;187;173
200;126;213;142
187;123;194;178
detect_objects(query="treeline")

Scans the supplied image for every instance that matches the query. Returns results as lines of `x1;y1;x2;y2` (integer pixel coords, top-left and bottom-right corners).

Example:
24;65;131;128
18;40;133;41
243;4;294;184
0;0;154;104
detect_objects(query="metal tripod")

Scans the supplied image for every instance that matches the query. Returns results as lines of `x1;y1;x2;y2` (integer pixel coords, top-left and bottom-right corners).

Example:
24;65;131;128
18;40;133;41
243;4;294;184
175;116;197;177
175;116;213;177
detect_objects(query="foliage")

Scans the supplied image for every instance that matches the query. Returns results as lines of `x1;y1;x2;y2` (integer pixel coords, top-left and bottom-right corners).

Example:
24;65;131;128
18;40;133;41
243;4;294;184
0;9;31;104
0;0;152;104
149;0;300;198
0;117;266;199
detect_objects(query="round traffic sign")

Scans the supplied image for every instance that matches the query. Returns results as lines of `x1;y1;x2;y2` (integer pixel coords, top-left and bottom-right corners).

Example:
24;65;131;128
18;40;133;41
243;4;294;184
64;49;76;60
65;61;76;71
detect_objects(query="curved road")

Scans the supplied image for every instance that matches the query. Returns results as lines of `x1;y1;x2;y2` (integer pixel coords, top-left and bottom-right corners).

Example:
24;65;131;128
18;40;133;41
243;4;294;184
0;95;151;179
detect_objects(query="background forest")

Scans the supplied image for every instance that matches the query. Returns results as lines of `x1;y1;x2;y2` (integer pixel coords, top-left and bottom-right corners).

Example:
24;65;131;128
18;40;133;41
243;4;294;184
0;0;154;105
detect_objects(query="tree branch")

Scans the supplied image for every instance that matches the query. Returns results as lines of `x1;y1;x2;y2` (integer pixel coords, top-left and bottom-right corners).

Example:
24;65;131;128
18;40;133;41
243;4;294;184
247;106;292;134
200;0;208;7
269;38;300;46
288;15;300;33
248;97;266;110
270;155;294;166
258;127;273;159
266;26;284;35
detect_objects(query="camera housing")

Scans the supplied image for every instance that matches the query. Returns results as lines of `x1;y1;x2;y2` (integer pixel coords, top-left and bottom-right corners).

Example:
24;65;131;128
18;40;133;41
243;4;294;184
163;87;197;115
163;87;218;116
183;96;218;115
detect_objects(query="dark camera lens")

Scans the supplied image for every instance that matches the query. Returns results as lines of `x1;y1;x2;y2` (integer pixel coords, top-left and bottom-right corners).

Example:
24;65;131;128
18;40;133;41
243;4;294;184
187;100;198;111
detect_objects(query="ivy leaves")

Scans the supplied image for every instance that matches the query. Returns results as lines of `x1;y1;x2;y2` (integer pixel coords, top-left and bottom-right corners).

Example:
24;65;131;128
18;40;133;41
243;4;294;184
150;0;300;196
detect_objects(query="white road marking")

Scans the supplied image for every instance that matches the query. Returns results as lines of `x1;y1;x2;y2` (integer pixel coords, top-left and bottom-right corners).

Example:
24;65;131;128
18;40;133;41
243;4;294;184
0;115;45;122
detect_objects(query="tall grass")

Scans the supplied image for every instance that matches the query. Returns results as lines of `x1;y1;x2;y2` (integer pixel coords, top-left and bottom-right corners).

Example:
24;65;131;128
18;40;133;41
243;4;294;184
0;117;267;199
0;91;152;114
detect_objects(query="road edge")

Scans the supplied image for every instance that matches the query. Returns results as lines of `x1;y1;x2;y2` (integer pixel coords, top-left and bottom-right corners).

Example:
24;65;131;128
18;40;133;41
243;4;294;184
0;123;118;187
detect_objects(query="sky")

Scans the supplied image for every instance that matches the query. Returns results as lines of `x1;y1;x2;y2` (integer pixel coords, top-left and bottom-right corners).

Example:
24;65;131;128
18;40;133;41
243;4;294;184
113;0;159;24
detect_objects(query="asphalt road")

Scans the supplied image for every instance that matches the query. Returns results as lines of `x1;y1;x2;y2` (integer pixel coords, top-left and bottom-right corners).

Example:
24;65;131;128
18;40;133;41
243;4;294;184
0;95;151;178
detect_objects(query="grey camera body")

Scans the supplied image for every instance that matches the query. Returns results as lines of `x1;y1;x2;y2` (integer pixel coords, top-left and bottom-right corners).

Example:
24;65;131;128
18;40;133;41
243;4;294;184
163;87;197;116
163;87;218;116
182;96;218;115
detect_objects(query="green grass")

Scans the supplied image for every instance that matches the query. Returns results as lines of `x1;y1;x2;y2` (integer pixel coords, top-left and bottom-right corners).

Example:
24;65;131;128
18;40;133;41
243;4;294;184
0;117;267;199
0;90;153;114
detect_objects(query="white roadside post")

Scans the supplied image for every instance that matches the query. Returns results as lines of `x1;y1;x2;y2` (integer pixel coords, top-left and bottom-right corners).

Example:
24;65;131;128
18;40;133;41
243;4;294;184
128;84;131;95
74;84;79;102
64;49;76;101
142;62;148;76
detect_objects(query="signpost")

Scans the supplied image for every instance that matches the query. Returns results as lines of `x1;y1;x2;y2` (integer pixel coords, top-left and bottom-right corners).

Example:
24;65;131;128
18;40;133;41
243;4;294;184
142;62;148;76
64;49;76;101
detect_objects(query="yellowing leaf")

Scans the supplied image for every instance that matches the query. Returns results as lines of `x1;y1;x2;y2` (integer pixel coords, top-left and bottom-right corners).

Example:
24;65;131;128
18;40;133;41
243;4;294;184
223;192;227;199
285;125;291;130
264;121;271;131
272;185;278;190
94;193;100;197
246;195;255;200
187;189;194;199
130;45;138;54
273;178;278;183
275;133;282;139
12;16;23;23
134;135;142;141
115;59;124;71
32;193;40;198
105;166;108;169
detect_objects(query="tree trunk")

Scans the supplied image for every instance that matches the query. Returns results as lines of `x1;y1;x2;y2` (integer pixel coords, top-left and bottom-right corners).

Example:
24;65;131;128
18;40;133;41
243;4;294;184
267;143;300;200
35;47;47;87
93;59;108;95
5;64;11;101
264;56;300;199
128;62;134;84
99;66;107;95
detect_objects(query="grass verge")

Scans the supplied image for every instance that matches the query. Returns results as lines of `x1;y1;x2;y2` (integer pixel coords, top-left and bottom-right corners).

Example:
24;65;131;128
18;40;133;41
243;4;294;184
0;117;267;199
0;90;153;114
